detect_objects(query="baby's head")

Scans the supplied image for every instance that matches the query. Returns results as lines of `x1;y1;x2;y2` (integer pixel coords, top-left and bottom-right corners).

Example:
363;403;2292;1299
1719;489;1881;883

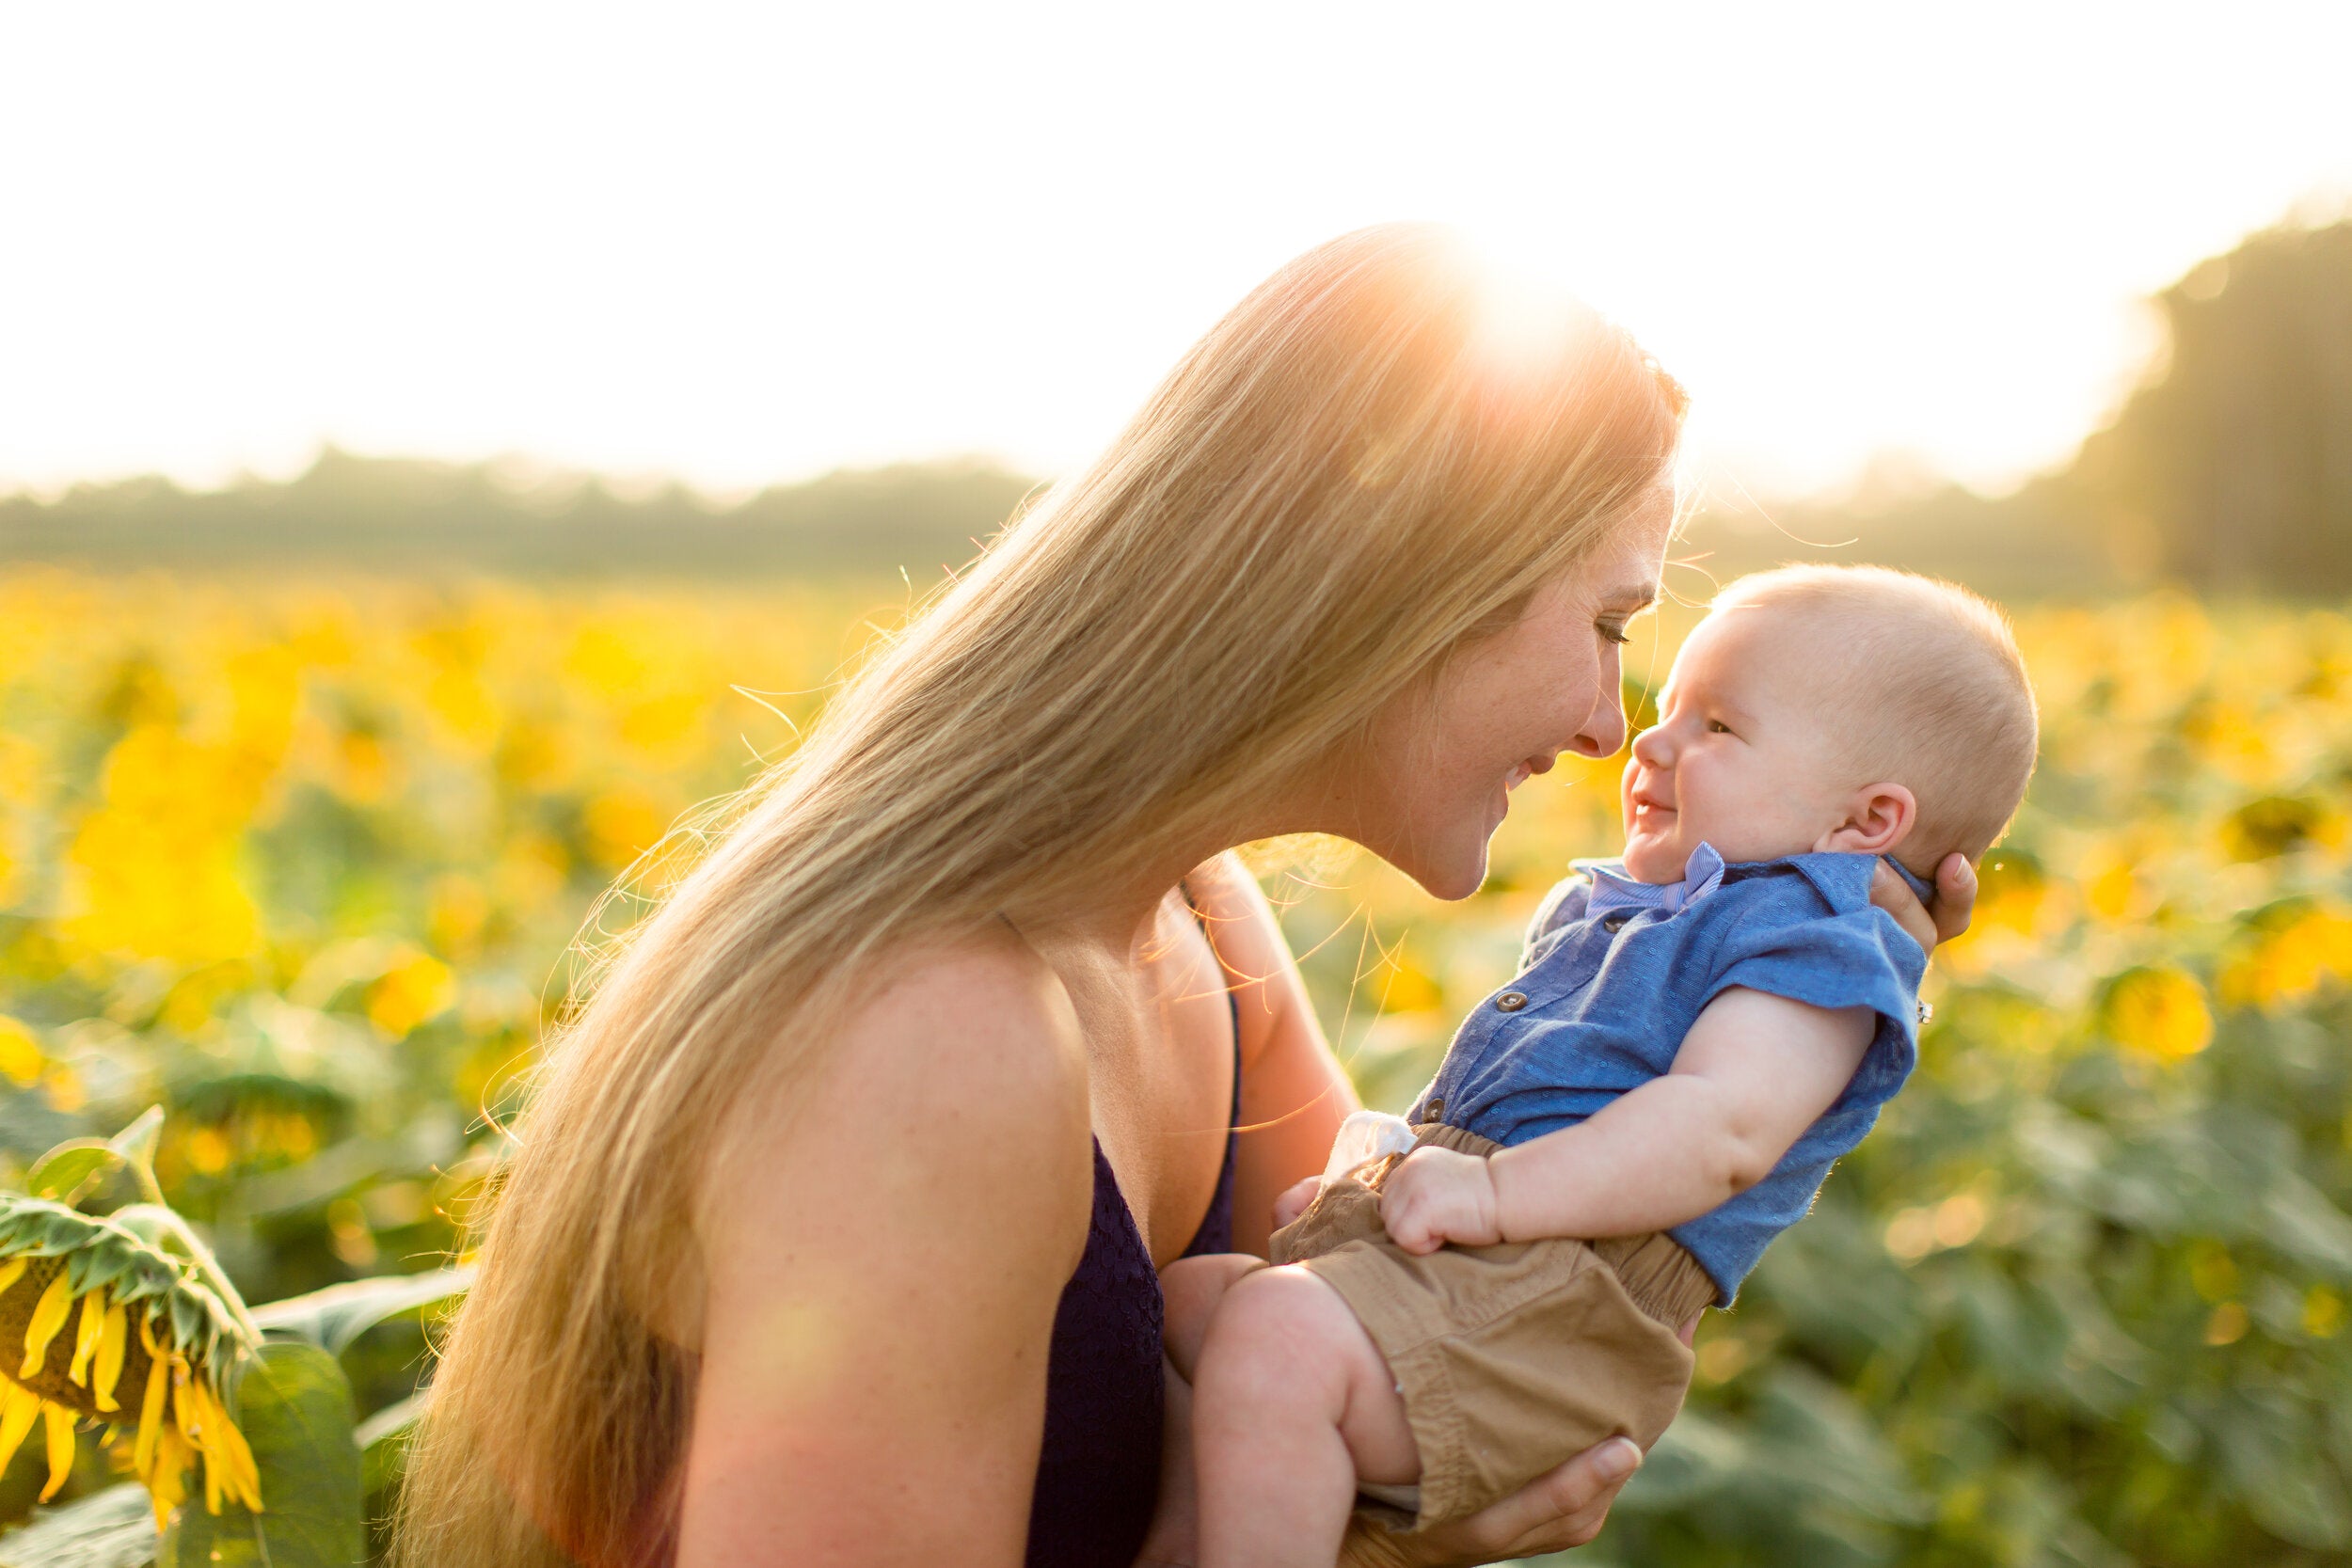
1621;565;2038;884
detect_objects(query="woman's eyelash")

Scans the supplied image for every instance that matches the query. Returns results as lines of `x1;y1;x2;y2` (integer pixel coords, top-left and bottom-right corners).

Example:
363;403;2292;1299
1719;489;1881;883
1597;620;1632;645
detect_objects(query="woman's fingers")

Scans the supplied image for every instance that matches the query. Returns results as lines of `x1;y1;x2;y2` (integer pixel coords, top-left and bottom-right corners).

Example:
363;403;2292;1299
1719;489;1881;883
1931;851;1977;943
1868;861;1939;953
1871;853;1977;957
1351;1437;1641;1565
1466;1437;1641;1557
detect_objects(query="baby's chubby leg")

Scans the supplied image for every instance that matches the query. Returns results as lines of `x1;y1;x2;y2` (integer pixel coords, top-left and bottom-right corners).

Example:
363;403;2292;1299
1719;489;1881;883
1161;1252;1266;1383
1193;1263;1419;1568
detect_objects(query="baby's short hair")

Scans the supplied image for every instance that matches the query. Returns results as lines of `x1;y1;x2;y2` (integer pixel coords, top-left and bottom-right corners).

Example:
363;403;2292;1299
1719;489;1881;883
1711;564;2039;867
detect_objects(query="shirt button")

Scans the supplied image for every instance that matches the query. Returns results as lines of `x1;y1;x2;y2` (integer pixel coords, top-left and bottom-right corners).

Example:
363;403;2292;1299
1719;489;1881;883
1495;991;1529;1012
1425;1098;1445;1119
1601;913;1629;932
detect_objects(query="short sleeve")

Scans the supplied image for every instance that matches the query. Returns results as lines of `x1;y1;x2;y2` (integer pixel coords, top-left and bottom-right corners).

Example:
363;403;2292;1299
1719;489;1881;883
1519;875;1593;971
1705;905;1926;1108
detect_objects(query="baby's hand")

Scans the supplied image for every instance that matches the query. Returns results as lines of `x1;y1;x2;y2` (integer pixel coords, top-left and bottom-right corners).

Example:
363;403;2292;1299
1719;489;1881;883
1378;1147;1503;1255
1272;1174;1321;1230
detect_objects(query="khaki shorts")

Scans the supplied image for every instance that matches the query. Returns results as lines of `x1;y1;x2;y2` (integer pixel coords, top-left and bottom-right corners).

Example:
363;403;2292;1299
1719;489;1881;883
1267;1123;1716;1534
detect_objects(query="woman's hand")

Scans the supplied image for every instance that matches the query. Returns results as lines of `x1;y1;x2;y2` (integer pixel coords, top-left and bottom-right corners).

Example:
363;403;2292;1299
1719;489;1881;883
1337;1437;1645;1568
1870;851;1977;954
1334;1312;1696;1567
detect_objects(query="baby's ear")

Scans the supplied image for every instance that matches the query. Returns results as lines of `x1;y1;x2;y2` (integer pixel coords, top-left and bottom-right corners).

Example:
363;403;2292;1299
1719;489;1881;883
1815;784;1916;855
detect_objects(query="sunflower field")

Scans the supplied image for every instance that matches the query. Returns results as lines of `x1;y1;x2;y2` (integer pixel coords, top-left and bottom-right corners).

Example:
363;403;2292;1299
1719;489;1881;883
0;567;2343;1566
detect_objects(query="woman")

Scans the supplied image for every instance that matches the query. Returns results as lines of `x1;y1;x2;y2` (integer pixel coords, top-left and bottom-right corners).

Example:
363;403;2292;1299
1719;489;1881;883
395;225;1973;1568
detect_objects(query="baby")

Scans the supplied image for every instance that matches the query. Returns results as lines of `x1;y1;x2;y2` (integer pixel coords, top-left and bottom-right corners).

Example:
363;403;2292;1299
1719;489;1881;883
1168;564;2039;1566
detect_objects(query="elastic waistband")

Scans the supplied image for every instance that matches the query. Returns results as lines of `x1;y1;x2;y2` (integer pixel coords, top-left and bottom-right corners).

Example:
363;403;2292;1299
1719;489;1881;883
1407;1122;1717;1328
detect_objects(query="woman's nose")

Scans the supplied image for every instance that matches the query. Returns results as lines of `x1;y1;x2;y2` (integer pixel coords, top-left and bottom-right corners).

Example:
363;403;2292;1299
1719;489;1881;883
1570;690;1629;759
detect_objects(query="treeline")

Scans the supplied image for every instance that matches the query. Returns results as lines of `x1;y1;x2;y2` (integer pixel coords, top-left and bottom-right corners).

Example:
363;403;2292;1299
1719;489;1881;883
1688;216;2352;599
0;451;1040;580
5;217;2347;595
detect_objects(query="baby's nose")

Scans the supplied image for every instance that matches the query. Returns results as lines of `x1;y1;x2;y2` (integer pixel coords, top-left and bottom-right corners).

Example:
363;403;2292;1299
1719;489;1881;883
1630;722;1671;768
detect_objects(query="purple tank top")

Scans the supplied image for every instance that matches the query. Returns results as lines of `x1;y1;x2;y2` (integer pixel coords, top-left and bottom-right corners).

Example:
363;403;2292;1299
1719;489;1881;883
1024;912;1241;1568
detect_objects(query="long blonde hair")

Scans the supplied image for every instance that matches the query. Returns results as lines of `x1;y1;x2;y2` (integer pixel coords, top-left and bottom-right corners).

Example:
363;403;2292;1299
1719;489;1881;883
392;223;1685;1567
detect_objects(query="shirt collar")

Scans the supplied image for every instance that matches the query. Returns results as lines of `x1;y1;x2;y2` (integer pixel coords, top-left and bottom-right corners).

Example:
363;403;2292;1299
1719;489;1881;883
1580;842;1727;921
1580;845;1938;922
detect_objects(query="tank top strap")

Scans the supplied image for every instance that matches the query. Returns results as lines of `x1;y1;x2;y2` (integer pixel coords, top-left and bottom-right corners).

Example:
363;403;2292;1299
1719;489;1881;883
1175;877;1242;1259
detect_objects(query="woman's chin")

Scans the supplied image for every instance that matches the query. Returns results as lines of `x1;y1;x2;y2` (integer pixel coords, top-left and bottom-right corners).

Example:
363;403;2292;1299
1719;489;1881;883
1405;841;1491;901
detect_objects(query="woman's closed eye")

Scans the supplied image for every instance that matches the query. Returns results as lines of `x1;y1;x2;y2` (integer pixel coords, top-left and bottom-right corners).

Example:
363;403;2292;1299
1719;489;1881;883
1596;619;1632;646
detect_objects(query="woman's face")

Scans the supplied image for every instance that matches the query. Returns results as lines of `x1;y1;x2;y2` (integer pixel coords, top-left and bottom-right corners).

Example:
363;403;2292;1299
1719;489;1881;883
1341;483;1677;899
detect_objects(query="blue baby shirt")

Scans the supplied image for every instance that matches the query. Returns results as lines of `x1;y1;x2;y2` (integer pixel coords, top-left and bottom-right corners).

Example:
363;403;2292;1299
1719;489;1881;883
1406;845;1928;1305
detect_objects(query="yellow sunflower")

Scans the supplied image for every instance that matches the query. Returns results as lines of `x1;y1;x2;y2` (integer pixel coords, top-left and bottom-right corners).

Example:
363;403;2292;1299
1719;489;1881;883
0;1193;261;1528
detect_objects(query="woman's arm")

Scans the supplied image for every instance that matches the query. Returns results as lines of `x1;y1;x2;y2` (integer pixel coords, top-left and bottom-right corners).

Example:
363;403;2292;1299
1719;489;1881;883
675;934;1094;1568
1184;854;1359;1256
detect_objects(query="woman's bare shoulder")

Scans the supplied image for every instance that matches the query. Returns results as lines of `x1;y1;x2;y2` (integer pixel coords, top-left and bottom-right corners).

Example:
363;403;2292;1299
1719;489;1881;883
1182;851;1283;966
680;924;1093;1563
789;922;1092;1154
848;921;1083;1087
1181;853;1304;1053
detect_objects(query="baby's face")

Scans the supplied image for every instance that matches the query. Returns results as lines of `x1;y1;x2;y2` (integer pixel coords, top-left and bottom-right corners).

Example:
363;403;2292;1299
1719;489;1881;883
1619;607;1879;883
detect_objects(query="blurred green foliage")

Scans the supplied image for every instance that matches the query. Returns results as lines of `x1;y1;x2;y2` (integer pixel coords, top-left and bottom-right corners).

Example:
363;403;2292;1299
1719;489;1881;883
2074;221;2352;595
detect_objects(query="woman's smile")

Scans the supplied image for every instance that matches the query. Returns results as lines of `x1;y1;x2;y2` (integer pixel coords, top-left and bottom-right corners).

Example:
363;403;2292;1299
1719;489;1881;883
1504;752;1559;793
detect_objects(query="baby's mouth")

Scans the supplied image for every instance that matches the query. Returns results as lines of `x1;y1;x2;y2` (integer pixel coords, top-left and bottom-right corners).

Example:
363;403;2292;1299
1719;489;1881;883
1629;788;1676;824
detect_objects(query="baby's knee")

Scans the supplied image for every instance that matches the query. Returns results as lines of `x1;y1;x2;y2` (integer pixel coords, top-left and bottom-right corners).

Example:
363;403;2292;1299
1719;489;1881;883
1164;1252;1265;1324
1163;1252;1266;1381
1198;1264;1359;1392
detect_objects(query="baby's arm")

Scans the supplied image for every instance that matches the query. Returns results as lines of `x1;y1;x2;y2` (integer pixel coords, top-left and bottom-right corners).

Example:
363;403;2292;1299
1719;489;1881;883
1380;987;1875;1253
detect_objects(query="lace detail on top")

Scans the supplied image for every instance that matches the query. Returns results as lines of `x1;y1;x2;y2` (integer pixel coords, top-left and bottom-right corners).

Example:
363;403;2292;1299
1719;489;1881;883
1025;982;1241;1568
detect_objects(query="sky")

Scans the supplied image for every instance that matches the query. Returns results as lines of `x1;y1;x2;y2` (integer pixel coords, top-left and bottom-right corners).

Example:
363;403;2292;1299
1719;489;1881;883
3;3;2348;503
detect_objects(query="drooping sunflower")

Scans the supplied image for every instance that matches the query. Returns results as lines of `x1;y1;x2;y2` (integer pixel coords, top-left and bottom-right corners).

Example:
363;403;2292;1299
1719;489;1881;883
0;1192;261;1527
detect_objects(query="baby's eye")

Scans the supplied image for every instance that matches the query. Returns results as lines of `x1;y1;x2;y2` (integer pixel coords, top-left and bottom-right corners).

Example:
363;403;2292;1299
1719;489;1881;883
1707;720;1734;735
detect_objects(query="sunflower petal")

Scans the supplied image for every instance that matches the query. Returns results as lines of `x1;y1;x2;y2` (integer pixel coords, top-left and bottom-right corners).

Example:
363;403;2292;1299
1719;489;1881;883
20;1269;72;1378
147;1430;187;1530
91;1303;126;1413
40;1402;74;1501
0;1257;25;1297
198;1381;263;1512
68;1290;104;1386
171;1360;194;1443
0;1384;40;1476
134;1354;167;1479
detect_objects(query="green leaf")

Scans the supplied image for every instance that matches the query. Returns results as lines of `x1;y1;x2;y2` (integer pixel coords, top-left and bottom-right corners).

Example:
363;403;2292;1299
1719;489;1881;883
23;1142;124;1208
160;1342;363;1568
23;1111;169;1210
0;1482;158;1568
250;1266;474;1357
105;1108;164;1177
355;1391;426;1497
1619;1407;1748;1513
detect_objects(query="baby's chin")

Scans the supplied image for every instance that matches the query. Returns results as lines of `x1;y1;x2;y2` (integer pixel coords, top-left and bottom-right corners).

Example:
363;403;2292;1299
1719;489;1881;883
1618;832;1690;885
